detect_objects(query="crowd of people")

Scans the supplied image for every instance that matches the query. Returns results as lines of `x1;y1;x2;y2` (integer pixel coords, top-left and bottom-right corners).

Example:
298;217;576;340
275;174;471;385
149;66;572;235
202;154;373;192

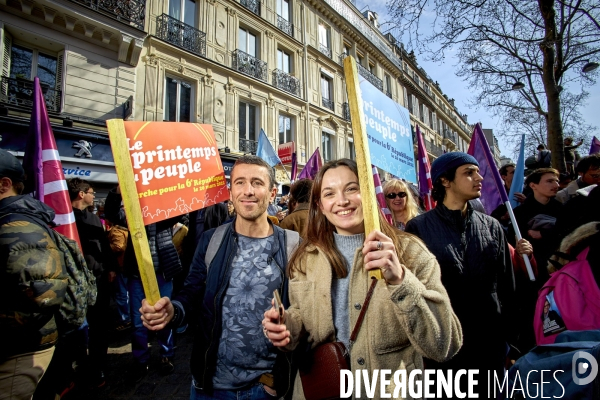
1;146;599;399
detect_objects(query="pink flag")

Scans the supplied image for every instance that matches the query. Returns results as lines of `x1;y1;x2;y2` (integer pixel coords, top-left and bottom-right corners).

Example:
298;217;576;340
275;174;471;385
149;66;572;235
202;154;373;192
415;125;435;211
373;165;393;224
24;77;81;248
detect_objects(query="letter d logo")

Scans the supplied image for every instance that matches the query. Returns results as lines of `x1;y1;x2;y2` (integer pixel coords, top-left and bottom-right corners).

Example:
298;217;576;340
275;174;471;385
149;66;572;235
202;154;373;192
572;351;598;386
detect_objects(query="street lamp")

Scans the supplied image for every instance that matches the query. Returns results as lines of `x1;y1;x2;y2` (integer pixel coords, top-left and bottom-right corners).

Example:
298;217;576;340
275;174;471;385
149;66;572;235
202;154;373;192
511;81;525;90
582;60;599;73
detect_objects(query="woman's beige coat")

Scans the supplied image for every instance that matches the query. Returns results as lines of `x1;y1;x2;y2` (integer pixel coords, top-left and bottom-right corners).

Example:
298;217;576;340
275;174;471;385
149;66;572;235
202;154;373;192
284;234;463;399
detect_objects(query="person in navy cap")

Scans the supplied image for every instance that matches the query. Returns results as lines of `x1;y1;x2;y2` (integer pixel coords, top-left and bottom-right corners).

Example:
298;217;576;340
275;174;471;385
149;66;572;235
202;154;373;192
406;152;516;398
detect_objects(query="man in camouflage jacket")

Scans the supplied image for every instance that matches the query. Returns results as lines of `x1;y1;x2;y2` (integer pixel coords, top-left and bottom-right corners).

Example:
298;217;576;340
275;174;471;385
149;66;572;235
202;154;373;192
0;149;69;399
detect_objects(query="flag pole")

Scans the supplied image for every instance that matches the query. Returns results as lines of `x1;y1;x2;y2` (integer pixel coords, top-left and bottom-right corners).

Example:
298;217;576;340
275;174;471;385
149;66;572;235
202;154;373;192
344;55;382;280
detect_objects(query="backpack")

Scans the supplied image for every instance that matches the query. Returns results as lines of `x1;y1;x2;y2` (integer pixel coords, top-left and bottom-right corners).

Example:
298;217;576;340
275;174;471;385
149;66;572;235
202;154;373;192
505;330;600;400
0;213;97;331
539;150;552;168
534;247;600;345
205;222;300;270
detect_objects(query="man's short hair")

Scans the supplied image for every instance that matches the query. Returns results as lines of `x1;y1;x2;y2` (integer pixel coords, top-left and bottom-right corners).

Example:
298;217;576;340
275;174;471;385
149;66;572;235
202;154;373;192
499;163;516;177
575;153;600;174
289;179;313;204
564;137;574;142
525;168;559;186
231;155;276;189
67;178;91;201
537;144;546;150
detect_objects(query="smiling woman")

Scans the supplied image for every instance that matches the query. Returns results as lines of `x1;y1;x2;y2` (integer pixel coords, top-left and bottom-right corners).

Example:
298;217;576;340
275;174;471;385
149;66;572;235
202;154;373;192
262;158;462;399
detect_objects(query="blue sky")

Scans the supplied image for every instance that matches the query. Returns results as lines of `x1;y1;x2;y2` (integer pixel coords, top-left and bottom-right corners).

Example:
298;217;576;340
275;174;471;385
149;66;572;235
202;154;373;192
353;0;600;160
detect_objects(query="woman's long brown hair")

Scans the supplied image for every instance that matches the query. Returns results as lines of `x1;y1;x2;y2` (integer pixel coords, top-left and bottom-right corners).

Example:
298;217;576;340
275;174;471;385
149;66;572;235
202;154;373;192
287;159;403;279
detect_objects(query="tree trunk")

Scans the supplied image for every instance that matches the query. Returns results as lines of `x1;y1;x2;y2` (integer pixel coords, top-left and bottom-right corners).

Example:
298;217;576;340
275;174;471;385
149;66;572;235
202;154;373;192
538;0;566;173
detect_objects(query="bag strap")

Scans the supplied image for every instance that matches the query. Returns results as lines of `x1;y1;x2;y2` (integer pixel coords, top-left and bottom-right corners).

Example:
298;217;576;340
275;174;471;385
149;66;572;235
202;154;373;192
204;223;230;271
349;278;378;348
284;229;300;261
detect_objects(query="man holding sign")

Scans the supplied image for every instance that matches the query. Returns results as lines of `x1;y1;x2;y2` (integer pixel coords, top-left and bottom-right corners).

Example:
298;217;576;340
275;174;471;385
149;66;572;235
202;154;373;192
139;156;299;399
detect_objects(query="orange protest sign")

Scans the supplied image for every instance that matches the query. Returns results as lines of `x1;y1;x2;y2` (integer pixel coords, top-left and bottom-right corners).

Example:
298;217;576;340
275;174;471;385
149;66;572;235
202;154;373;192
120;121;229;225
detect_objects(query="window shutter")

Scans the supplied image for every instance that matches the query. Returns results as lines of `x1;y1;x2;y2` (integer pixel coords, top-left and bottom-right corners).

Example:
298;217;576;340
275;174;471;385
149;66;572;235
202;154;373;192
1;29;12;99
55;50;65;112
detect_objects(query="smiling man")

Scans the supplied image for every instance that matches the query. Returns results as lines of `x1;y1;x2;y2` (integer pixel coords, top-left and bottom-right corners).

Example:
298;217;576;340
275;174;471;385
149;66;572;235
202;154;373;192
406;152;516;398
138;155;299;400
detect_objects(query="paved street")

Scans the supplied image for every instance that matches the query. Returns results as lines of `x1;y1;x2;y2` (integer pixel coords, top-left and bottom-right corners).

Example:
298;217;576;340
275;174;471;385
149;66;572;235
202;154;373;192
73;327;195;400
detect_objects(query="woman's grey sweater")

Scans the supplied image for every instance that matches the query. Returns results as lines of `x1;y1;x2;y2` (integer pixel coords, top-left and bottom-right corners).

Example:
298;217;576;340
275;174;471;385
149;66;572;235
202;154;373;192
332;232;365;347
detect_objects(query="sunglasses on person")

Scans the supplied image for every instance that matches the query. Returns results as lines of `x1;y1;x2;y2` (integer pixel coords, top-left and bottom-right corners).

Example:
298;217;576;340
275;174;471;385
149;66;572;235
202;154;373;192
385;192;407;199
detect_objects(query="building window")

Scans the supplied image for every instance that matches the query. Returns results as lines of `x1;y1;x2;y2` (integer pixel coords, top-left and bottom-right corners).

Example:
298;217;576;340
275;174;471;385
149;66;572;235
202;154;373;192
318;22;331;57
321;74;333;111
322;131;333;162
165;76;192;122
385;74;392;97
169;0;196;26
277;49;291;73
276;0;290;20
278;114;293;143
357;52;364;66
343;43;351;57
239;27;257;57
369;63;375;74
239;101;258;142
9;44;57;89
348;139;355;160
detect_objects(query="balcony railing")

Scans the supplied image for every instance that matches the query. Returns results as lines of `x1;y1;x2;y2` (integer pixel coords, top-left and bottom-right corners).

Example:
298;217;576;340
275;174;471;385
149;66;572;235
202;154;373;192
272;69;300;97
156;14;206;57
233;49;267;82
68;0;146;30
425;140;443;157
342;102;351;121
322;97;334;112
276;15;293;37
443;130;457;145
240;0;260;16
357;63;383;91
239;138;258;154
0;76;61;113
319;44;332;58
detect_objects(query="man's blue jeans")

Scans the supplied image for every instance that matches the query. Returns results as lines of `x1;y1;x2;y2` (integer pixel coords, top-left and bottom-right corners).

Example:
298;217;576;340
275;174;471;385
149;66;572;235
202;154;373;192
190;381;276;400
115;272;130;323
128;274;174;365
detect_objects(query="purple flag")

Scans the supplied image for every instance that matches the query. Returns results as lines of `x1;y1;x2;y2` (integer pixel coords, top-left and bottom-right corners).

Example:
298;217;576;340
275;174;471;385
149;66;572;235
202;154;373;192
23;80;44;199
298;148;322;180
415;125;435;211
590;136;600;155
467;123;508;214
372;165;393;224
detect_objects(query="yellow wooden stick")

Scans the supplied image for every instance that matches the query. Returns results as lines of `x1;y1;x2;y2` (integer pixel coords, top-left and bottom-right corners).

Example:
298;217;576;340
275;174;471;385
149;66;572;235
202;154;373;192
107;119;161;305
343;56;383;280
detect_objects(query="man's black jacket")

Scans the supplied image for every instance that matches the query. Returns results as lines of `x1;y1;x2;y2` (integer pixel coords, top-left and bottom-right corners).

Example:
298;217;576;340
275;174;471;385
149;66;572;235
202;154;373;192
406;203;516;369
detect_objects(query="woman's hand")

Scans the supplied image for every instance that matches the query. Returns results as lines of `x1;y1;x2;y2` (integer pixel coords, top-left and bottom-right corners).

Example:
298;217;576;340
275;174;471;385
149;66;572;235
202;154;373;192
363;230;404;285
262;299;290;347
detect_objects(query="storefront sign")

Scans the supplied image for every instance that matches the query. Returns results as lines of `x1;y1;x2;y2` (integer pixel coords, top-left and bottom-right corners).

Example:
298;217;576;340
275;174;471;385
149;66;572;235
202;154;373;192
278;142;295;165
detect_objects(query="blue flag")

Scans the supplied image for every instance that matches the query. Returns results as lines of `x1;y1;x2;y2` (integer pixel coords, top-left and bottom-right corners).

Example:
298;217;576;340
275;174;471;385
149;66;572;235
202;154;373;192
256;129;282;167
509;134;526;209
